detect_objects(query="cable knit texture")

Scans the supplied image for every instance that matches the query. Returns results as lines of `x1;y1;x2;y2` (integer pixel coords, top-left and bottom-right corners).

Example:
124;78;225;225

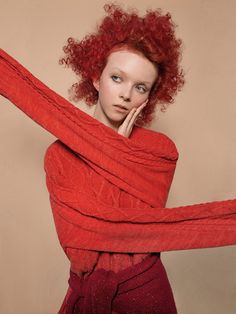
1;48;236;313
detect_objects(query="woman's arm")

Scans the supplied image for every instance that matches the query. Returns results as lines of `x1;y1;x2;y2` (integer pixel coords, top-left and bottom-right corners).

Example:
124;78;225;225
0;48;102;154
48;185;236;254
0;48;177;208
2;48;236;254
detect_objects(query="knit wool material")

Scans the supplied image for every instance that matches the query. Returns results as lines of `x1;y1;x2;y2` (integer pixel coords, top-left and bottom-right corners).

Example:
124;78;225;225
1;48;236;312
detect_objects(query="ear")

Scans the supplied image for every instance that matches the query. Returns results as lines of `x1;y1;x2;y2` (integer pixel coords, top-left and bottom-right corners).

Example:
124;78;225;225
92;78;100;92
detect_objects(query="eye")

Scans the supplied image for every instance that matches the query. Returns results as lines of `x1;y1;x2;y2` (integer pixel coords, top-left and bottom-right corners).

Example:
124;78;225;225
111;75;122;83
136;85;147;93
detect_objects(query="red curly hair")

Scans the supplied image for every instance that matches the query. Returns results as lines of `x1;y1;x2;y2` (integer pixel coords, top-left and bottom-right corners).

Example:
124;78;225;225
59;3;184;127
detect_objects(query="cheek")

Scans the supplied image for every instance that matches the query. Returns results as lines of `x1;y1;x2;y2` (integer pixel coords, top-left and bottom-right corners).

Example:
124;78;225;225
99;81;118;101
132;92;148;107
99;82;115;107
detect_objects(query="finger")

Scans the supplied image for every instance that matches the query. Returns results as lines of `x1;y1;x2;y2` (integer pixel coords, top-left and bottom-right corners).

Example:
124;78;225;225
141;98;149;107
128;101;146;121
133;102;147;119
127;108;140;129
122;100;148;134
137;103;146;113
128;101;148;127
121;107;137;129
136;100;148;112
124;100;147;129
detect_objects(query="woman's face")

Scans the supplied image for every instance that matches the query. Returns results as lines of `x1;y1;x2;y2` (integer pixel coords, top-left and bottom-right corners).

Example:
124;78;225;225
93;50;158;130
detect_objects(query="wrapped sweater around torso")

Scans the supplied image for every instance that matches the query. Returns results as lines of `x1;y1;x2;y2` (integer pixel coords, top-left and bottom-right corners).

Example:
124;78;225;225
45;127;175;275
1;48;236;277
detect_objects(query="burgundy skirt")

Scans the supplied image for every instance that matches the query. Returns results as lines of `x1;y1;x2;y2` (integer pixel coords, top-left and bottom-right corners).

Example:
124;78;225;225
59;253;177;314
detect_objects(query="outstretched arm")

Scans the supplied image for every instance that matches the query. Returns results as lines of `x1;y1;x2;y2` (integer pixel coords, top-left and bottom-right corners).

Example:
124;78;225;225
2;48;236;272
0;48;177;208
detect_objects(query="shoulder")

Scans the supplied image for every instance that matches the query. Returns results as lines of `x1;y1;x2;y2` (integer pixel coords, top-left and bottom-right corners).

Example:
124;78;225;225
44;140;70;169
44;140;62;158
132;126;179;161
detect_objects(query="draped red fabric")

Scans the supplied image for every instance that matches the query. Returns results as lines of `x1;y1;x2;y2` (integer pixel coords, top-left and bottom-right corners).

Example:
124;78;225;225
1;48;236;312
59;254;177;314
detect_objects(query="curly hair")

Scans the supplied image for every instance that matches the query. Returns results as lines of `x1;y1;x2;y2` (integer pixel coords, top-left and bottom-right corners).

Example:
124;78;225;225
59;3;184;127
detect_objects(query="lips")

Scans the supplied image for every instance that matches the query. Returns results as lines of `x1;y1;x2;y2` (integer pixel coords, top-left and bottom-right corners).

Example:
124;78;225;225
113;104;128;111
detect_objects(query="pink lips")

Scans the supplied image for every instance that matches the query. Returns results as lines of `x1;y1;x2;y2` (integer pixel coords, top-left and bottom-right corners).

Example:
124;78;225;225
113;104;128;112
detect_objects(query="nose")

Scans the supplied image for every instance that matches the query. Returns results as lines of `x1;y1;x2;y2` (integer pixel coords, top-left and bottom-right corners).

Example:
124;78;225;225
119;86;132;102
120;95;131;102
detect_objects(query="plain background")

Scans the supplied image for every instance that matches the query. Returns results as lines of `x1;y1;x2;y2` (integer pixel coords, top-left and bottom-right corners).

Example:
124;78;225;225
0;0;235;313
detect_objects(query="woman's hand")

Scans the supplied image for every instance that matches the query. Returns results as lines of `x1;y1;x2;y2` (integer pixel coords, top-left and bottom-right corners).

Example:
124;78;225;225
117;100;148;138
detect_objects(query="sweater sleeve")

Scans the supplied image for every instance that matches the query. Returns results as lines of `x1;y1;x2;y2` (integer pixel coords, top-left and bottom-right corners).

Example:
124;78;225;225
48;188;236;253
2;49;236;256
44;141;236;254
0;48;177;207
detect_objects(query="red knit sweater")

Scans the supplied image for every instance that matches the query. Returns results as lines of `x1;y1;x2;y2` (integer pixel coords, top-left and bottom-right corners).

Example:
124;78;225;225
1;48;236;278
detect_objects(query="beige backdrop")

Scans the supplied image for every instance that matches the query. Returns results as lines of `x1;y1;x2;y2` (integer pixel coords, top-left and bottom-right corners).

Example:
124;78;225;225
0;0;235;313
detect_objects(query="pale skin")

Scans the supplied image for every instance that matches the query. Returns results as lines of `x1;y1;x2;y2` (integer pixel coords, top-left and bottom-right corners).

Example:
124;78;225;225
93;50;159;137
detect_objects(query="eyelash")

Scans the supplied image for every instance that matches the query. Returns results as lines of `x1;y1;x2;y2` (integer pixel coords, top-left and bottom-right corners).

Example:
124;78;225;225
136;85;147;93
111;75;121;83
111;75;148;93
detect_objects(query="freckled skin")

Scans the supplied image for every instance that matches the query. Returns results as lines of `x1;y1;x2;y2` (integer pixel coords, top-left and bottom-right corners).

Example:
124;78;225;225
93;50;158;132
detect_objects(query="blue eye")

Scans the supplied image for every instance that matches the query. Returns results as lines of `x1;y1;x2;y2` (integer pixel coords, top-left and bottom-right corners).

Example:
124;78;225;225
111;75;121;82
136;85;147;93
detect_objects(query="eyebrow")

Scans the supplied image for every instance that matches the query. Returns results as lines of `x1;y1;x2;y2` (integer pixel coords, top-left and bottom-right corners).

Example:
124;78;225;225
111;67;153;85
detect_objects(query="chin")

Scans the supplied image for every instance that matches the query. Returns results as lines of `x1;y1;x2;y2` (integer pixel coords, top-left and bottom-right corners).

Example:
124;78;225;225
108;111;127;119
109;115;126;123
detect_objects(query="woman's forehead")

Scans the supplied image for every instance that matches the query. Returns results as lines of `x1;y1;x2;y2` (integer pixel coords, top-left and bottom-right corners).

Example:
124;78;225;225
105;50;158;81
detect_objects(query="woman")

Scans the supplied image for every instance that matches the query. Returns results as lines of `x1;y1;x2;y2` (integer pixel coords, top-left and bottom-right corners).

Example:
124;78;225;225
0;3;236;313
